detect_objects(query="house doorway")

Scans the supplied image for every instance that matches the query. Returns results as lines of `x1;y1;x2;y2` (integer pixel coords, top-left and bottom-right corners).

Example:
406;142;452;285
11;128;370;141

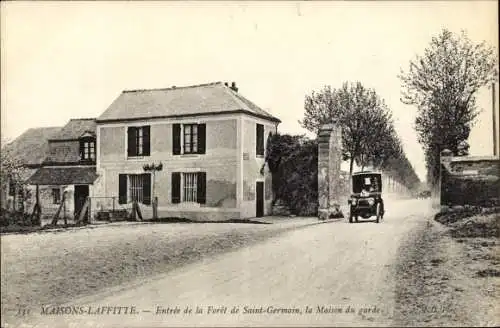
256;181;264;218
74;185;89;218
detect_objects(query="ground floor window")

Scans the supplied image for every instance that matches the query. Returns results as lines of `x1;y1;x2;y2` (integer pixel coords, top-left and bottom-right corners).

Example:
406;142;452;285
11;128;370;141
183;173;198;202
52;188;61;204
118;173;151;205
171;171;206;204
129;174;144;203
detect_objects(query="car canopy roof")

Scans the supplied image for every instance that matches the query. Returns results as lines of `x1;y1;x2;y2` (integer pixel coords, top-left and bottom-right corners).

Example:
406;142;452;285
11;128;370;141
351;172;382;193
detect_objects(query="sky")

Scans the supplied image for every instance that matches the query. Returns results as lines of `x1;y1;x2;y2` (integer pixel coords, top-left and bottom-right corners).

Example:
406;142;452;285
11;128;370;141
1;1;499;182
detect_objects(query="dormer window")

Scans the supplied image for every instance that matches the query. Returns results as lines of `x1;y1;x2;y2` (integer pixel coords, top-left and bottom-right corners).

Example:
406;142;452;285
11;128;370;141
80;137;96;161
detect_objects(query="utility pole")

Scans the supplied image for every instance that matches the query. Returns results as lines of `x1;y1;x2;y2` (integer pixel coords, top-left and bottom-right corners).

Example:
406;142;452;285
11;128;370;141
493;82;498;157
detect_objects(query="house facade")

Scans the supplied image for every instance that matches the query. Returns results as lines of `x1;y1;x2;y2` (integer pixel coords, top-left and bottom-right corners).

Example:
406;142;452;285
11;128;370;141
1;127;61;212
26;119;99;219
94;82;280;221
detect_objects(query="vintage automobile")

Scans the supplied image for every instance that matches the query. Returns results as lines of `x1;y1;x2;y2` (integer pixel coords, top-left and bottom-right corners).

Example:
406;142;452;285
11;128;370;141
348;171;385;223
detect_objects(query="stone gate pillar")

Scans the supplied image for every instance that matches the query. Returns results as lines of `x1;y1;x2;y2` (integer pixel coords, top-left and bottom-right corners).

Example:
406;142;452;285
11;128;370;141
318;122;343;220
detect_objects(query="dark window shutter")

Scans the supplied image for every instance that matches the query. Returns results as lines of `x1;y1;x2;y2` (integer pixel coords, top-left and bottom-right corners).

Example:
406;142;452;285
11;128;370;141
143;126;151;156
197;123;206;154
127;127;137;157
173;124;181;155
142;173;151;205
119;174;128;204
8;178;15;196
197;172;206;204
79;141;84;160
171;172;181;203
256;124;264;155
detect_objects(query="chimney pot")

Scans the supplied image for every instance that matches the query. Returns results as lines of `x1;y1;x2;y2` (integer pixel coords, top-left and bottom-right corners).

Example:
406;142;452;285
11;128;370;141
230;82;238;92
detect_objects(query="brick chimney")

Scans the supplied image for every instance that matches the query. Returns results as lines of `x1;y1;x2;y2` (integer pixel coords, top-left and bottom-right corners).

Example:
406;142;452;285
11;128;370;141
230;82;238;93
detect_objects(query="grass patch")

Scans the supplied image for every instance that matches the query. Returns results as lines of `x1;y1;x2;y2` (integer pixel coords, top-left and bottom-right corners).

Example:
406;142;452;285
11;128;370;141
434;207;500;239
0;223;88;234
148;217;271;224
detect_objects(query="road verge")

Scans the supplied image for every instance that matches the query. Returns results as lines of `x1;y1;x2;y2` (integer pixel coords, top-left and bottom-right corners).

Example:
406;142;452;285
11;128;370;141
393;208;499;327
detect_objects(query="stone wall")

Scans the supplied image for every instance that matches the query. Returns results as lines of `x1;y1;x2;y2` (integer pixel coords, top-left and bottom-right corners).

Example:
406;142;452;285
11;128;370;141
440;152;500;207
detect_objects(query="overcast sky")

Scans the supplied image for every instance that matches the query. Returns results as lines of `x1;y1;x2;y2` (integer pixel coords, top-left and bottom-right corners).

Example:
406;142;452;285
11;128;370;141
1;1;498;181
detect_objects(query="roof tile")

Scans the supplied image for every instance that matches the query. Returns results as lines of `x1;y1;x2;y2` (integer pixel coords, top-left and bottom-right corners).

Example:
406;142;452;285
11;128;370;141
2;127;61;166
97;82;280;123
49;118;96;140
26;167;98;185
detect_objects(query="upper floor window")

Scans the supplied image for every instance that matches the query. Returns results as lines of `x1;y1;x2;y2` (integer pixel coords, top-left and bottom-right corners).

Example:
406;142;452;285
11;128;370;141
256;123;264;156
80;137;96;161
183;124;198;154
172;123;206;155
127;126;150;157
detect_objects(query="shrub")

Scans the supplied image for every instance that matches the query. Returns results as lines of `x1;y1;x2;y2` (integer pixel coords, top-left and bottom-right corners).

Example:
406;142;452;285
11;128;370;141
0;208;39;227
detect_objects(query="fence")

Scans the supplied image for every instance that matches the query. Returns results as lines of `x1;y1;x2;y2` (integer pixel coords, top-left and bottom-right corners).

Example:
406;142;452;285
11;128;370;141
88;196;159;221
88;196;130;221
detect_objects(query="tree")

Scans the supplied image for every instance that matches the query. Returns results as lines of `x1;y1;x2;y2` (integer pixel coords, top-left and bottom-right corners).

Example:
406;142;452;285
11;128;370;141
262;133;318;215
456;140;470;156
399;29;498;186
361;121;402;171
0;141;31;213
301;81;397;176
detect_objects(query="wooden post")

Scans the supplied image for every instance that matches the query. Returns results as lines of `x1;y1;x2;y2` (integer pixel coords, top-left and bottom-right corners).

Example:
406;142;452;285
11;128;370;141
12;182;16;212
35;184;40;224
132;201;143;221
130;201;136;220
30;184;41;225
77;197;90;224
493;83;497;157
152;171;156;218
63;194;67;225
153;197;158;220
88;197;92;224
51;192;65;225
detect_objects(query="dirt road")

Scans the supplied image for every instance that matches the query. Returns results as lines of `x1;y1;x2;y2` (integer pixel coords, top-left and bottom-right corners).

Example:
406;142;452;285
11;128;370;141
6;199;434;327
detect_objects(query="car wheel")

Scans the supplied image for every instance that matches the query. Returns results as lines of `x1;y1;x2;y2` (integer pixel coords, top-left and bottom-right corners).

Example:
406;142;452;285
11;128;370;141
375;203;381;223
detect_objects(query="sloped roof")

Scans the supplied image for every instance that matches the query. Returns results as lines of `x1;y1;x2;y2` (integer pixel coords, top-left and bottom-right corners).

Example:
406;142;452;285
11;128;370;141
2;127;61;166
49;118;96;140
97;82;281;123
26;167;98;185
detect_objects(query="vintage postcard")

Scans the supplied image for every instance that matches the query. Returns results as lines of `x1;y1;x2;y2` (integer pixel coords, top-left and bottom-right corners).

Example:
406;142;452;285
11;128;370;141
1;1;499;327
